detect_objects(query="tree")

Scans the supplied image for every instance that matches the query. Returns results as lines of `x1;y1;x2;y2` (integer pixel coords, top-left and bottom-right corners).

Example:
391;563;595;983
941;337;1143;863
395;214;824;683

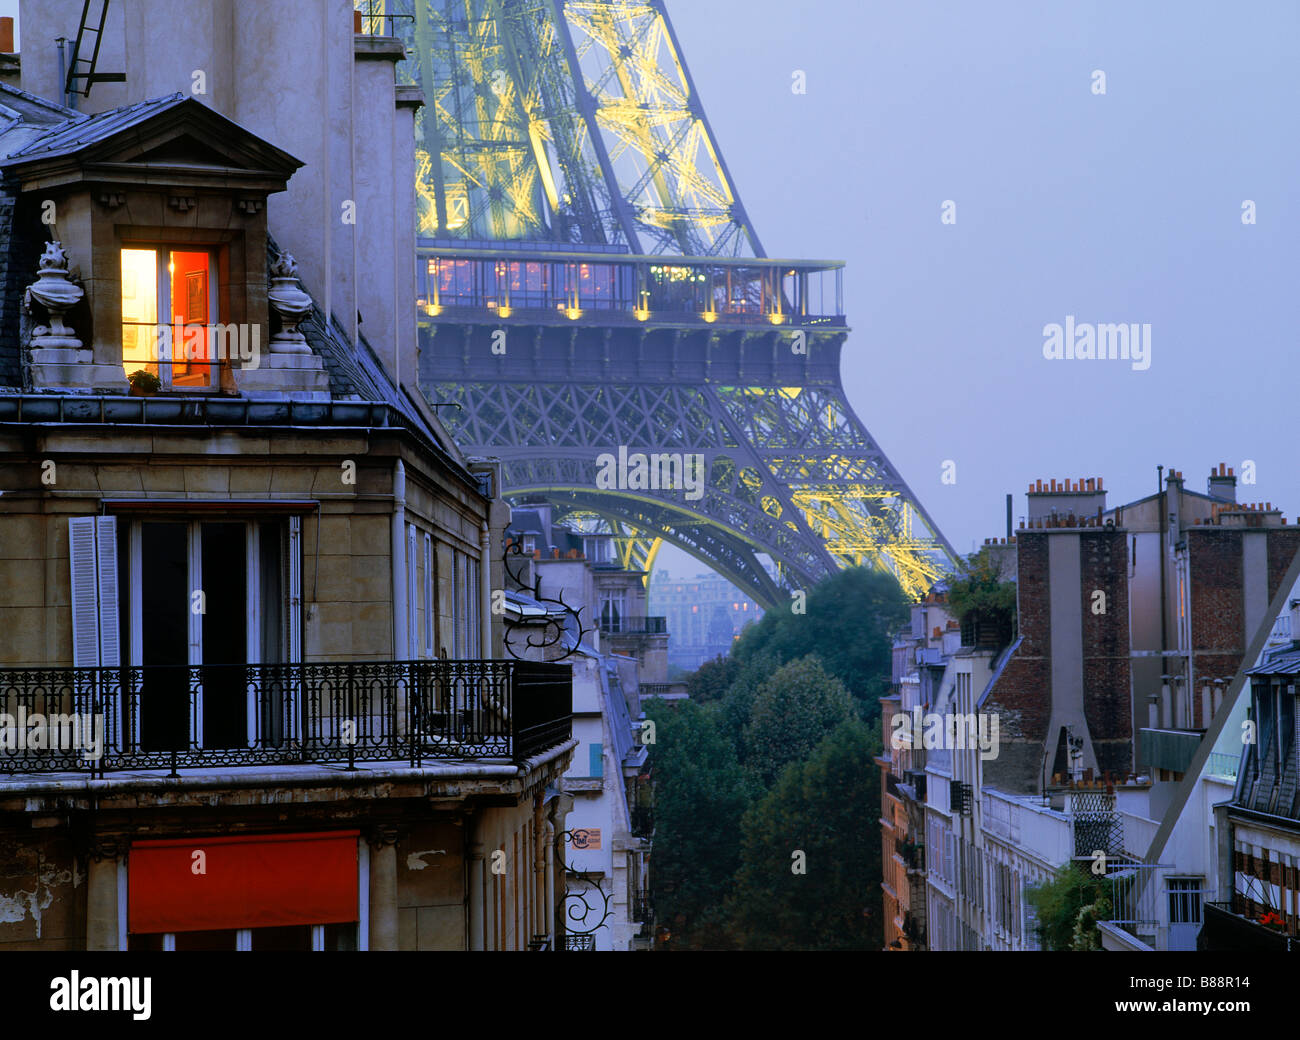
731;566;908;712
728;720;882;950
944;546;1017;647
743;656;855;789
644;699;752;949
1024;864;1112;951
685;654;739;703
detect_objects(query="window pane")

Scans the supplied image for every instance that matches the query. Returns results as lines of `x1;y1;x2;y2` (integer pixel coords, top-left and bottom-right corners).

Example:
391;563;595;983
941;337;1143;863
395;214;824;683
170;250;213;388
121;248;158;380
323;922;358;951
249;925;312;951
173;928;239;951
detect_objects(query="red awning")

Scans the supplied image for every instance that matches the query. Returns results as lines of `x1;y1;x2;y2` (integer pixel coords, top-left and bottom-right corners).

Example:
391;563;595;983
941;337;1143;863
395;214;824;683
129;831;359;934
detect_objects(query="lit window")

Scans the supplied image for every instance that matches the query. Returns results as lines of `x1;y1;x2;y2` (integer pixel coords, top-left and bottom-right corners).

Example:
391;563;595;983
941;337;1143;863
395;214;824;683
121;247;218;389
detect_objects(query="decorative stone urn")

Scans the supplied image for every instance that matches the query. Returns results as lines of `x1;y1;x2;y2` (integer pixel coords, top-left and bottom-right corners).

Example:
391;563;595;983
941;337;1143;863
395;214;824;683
233;249;329;401
266;251;314;354
26;241;85;351
24;240;123;390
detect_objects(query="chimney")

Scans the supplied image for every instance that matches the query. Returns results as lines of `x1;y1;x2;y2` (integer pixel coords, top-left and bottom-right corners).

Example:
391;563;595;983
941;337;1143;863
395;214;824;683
1026;475;1107;523
1208;462;1237;504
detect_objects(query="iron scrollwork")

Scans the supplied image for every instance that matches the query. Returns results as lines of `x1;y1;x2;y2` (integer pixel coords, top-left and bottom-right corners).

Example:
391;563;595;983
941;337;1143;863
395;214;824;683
500;537;592;663
555;828;611;949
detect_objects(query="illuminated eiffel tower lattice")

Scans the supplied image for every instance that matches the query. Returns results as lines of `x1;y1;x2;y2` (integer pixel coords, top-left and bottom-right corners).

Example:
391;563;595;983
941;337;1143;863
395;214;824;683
369;0;955;606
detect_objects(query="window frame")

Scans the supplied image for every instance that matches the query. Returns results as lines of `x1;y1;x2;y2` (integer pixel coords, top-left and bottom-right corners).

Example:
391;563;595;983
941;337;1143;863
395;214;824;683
120;245;222;392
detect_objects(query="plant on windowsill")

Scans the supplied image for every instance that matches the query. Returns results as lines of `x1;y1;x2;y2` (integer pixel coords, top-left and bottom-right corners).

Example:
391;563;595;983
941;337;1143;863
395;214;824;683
127;369;161;397
1259;911;1286;931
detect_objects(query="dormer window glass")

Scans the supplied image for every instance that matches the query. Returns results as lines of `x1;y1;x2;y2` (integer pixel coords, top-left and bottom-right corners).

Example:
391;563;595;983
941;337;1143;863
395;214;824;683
121;247;219;389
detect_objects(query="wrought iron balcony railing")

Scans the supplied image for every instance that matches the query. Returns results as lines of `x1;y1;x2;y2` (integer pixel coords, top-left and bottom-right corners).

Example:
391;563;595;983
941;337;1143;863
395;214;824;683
599;616;667;636
895;838;925;873
633;896;653;932
0;660;571;778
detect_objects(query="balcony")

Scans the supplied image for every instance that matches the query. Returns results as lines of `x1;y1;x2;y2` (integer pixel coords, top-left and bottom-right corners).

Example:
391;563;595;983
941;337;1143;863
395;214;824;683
0;660;571;778
418;247;846;330
599;616;667;636
895;838;925;873
1201;902;1298;952
1139;727;1203;775
632;895;654;933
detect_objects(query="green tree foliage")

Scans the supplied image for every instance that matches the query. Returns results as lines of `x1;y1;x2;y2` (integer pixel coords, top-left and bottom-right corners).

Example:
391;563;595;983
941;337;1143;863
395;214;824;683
729;566;908;712
728;720;883;950
644;699;752;949
685;654;739;703
944;546;1017;643
1025;864;1112;951
742;656;855;789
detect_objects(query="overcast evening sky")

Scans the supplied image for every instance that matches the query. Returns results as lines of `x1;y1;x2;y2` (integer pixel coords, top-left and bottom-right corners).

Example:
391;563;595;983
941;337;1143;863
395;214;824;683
657;0;1299;574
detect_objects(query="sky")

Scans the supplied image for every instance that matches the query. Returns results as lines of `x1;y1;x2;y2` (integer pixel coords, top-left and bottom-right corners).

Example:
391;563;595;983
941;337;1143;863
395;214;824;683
657;0;1299;574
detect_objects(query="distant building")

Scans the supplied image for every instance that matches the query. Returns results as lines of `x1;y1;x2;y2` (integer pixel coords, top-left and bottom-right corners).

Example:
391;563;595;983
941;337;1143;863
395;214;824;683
503;508;654;950
649;568;763;672
885;465;1300;951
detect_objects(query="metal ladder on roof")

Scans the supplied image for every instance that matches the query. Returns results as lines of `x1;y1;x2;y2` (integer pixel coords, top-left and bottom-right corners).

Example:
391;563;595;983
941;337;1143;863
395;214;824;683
65;0;125;104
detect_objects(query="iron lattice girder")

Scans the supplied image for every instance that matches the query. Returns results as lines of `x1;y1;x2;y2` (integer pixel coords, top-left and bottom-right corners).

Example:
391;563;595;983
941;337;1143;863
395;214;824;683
387;0;762;255
422;320;953;606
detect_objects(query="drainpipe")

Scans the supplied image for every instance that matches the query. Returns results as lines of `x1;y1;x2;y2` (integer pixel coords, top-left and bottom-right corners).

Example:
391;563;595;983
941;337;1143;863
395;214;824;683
1158;465;1168;658
480;521;493;659
56;38;70;110
392;460;407;658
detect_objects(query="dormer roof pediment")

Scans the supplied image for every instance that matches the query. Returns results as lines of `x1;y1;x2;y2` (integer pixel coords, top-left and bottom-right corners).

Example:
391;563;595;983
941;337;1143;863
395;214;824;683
0;94;302;195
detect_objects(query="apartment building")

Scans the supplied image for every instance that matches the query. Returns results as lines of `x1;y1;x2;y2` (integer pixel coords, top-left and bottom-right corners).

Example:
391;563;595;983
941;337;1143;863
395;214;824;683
502;512;653;950
895;466;1299;950
0;3;574;952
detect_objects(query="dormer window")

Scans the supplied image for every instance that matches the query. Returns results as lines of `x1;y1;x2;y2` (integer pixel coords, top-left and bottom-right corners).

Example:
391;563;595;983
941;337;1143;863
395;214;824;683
121;247;219;390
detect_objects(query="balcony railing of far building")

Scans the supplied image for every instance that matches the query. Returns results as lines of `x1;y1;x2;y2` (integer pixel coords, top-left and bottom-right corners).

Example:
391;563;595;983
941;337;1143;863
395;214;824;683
599;617;667;636
0;660;571;779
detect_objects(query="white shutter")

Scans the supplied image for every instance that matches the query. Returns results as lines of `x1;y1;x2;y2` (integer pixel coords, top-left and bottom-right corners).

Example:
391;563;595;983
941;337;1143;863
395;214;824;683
69;518;100;667
96;517;120;667
69;516;120;668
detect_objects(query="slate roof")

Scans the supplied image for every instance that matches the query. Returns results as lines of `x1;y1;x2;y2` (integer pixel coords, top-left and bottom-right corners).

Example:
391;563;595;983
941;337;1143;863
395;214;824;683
0;92;179;162
0;85;451;445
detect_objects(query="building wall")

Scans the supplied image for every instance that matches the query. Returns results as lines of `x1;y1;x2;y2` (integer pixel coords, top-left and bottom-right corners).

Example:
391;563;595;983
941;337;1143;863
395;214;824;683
0;430;487;667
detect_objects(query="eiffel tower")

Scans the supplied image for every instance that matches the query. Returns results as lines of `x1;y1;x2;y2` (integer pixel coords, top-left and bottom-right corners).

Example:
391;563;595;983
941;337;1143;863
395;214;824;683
376;0;954;607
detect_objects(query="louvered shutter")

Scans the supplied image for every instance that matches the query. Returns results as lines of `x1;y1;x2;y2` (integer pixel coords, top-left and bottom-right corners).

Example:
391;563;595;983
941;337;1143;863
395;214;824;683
96;517;120;666
68;516;120;667
69;518;100;667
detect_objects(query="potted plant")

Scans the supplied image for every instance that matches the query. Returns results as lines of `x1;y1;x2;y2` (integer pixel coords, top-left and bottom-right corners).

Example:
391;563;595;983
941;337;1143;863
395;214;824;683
1259;911;1286;931
127;369;161;397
